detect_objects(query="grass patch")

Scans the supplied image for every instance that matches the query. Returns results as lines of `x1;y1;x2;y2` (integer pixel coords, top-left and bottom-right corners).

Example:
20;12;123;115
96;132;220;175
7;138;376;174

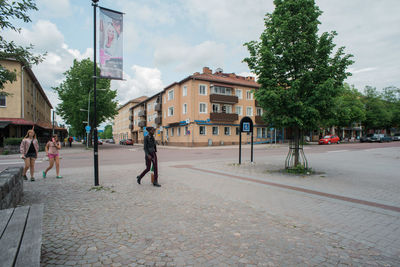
286;165;313;175
89;185;115;193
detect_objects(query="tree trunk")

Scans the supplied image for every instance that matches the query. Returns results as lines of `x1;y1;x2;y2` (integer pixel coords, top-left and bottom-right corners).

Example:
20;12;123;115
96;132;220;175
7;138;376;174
294;126;300;167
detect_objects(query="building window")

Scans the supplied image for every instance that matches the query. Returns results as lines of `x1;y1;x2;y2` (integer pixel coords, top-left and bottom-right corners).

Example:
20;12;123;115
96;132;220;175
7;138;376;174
147;103;152;111
224;127;231;135
168;89;174;101
184;126;189;135
236;127;240;135
262;128;266;138
246;107;253;116
257;128;262;138
164;96;166;104
236;106;242;116
199;103;207;113
212;86;232;95
212;103;220;113
223;105;232;114
177;127;181;136
183;86;187;96
235;89;242;99
166;128;169;136
168;106;174;116
171;128;174;137
257;108;263;116
183;103;187;114
246;90;253;100
0;95;6;107
199;84;207;95
199;126;206;135
212;126;219;135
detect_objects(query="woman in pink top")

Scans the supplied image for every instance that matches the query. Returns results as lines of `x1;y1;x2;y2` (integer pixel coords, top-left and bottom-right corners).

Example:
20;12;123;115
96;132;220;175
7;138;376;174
43;134;62;178
20;129;39;181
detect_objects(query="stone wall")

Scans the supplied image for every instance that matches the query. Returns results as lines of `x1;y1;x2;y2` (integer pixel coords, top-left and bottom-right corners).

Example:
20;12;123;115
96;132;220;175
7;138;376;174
0;167;23;210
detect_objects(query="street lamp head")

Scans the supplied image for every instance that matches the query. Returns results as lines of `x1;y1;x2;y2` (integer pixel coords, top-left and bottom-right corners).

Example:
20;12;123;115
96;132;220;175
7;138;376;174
80;109;88;112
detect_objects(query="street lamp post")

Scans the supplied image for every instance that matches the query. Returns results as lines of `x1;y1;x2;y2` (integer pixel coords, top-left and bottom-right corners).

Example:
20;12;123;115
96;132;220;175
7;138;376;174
80;89;106;149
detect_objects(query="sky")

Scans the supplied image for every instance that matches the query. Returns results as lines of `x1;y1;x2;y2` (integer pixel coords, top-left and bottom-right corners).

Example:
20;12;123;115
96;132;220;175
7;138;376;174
4;0;400;126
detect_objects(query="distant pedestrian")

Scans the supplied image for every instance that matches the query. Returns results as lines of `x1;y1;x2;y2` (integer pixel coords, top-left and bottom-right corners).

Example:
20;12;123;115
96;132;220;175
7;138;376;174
43;134;62;179
137;127;161;187
68;136;73;147
20;129;39;181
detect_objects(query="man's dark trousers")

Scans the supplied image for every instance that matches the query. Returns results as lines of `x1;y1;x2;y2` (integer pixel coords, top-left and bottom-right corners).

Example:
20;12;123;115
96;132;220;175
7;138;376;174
138;152;158;182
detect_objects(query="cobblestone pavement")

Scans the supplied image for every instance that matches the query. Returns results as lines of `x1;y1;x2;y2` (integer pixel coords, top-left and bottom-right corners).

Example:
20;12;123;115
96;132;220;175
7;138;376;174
20;146;400;266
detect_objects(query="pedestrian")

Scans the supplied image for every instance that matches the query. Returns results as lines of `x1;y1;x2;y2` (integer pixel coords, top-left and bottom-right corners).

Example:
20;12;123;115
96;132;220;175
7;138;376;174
68;136;73;147
20;129;39;181
137;127;161;187
43;134;62;179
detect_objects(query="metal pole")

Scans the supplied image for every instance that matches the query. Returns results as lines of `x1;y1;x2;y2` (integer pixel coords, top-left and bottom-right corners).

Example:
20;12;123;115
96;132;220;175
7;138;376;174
93;0;99;186
239;132;242;164
87;91;90;149
52;110;55;135
251;131;254;163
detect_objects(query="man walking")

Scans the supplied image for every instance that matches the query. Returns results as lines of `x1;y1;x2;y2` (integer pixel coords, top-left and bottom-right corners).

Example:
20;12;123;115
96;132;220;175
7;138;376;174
137;127;161;187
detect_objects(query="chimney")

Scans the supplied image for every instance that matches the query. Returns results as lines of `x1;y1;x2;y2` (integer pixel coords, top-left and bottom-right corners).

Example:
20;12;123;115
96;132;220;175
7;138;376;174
246;76;255;81
228;73;236;78
203;67;212;74
193;72;200;75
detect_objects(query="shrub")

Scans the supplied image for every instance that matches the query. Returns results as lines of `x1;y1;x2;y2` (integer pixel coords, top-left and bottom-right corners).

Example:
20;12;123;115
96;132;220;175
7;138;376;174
4;137;23;146
2;150;9;155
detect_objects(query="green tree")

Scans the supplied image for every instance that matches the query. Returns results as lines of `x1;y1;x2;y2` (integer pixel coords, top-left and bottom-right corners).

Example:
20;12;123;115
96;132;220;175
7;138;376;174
244;0;353;168
54;59;118;145
99;124;113;139
381;86;400;128
333;84;366;132
362;86;391;131
0;0;46;90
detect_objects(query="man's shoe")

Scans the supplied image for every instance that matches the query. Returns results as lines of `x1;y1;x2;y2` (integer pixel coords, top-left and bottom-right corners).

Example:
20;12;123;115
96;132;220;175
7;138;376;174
136;176;141;184
153;183;161;187
23;175;28;180
42;171;46;178
30;177;35;182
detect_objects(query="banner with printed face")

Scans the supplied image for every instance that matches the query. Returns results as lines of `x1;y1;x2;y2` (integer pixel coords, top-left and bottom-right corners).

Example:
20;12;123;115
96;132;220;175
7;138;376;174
99;7;123;79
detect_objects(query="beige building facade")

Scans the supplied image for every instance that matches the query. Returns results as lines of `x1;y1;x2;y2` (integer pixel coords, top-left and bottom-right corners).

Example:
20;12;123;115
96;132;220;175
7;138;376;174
0;59;66;146
113;96;147;144
125;67;273;147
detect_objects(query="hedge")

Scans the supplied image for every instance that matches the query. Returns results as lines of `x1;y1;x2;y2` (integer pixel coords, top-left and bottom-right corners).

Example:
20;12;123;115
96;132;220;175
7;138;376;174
4;137;23;146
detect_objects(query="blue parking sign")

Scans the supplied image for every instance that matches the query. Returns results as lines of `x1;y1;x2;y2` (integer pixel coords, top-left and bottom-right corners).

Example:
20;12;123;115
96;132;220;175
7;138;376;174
243;122;250;132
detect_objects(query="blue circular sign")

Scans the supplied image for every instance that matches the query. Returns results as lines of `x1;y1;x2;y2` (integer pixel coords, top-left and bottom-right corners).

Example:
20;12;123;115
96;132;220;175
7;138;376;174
85;125;91;132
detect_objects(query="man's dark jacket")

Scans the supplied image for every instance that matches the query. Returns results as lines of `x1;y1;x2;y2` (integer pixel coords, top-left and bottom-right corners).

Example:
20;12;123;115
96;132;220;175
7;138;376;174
144;134;157;156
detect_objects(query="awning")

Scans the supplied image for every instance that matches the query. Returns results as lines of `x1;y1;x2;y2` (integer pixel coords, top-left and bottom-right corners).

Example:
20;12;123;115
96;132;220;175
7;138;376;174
0;121;11;128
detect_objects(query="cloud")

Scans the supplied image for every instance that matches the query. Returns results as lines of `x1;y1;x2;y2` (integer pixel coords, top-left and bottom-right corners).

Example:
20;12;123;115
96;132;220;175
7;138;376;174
154;39;226;73
37;0;72;18
111;65;164;105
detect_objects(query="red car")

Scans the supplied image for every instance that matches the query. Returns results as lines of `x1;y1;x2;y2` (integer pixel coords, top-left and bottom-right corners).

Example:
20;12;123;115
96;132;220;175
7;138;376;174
319;135;340;145
125;139;133;145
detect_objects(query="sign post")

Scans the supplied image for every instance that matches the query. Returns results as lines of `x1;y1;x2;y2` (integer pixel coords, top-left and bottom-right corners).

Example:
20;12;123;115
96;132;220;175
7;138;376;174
239;116;254;164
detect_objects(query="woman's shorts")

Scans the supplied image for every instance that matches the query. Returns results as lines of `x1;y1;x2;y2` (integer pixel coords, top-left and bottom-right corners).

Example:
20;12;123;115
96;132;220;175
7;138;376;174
48;153;59;159
25;153;37;159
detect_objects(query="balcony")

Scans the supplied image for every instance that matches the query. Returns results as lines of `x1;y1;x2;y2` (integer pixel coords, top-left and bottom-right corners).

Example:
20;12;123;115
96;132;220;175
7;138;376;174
155;117;162;125
155;103;162;112
138;121;146;127
255;115;264;124
210;94;238;104
210;112;238;122
138;110;146;117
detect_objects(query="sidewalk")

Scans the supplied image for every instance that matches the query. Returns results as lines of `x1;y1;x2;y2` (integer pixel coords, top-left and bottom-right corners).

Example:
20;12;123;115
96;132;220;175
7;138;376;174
20;148;400;266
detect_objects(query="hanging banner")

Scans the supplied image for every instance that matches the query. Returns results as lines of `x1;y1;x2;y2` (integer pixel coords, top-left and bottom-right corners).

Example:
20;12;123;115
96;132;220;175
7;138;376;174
99;7;123;79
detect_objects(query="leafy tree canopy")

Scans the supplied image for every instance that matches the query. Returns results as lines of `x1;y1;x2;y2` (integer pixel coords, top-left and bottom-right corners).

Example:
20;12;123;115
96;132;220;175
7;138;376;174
53;58;118;138
244;0;354;132
0;0;46;90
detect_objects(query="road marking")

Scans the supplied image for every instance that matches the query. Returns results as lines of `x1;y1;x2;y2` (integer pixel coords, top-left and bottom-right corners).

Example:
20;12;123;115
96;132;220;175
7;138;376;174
173;165;400;213
0;160;43;165
326;150;349;153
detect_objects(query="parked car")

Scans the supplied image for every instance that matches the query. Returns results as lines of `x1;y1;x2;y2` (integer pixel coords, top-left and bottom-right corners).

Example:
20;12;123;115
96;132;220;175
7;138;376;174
319;135;340;145
98;140;103;145
119;139;126;145
360;133;374;143
125;139;133;145
393;133;400;141
379;134;392;142
108;139;115;144
369;134;382;142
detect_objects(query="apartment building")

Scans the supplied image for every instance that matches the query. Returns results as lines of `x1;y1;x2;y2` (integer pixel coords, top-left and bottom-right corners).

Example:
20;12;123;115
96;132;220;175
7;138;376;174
0;59;66;146
113;96;147;144
128;67;273;147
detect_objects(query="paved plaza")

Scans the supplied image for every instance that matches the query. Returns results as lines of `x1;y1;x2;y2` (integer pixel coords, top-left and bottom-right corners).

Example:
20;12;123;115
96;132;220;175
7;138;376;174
5;143;400;266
